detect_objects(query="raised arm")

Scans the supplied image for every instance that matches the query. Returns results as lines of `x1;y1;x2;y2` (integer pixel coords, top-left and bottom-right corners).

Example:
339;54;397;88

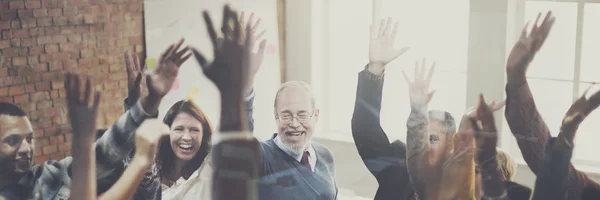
352;17;409;177
66;74;101;200
505;11;595;198
404;59;435;164
94;40;190;184
531;88;600;200
192;7;265;200
99;119;169;200
473;95;509;200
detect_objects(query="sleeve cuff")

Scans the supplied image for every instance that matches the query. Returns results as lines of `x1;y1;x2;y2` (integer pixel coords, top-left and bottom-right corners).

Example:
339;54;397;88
244;89;256;102
361;64;385;80
211;131;255;146
124;98;133;112
130;100;153;124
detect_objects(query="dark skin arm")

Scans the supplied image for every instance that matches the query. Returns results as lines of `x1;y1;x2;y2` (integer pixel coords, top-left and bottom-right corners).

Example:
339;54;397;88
192;5;261;200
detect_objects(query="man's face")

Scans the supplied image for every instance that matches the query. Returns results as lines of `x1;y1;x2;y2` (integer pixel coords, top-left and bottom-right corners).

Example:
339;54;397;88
275;87;319;154
428;120;450;151
0;115;34;178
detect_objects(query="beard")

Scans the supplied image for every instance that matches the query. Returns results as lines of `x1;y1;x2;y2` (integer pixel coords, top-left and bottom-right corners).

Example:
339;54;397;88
280;132;312;155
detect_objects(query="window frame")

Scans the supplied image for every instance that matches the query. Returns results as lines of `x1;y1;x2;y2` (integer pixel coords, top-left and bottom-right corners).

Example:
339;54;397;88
500;0;600;172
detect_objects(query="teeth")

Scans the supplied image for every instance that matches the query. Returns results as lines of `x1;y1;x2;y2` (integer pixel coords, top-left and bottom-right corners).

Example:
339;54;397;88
179;144;192;148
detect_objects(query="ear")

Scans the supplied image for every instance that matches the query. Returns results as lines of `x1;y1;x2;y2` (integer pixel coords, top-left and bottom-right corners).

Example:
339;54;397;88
312;109;320;123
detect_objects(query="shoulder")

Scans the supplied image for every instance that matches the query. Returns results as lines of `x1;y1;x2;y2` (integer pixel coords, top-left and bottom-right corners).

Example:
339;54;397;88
312;142;334;162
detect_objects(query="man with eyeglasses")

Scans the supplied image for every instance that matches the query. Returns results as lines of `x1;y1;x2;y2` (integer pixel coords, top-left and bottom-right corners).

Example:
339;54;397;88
255;80;338;200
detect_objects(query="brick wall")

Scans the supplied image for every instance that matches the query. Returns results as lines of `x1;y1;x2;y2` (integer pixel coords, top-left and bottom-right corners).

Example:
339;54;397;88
0;0;144;164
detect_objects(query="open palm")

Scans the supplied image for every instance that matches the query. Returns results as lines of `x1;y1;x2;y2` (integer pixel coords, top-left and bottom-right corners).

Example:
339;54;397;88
369;18;409;66
404;59;436;106
146;39;191;97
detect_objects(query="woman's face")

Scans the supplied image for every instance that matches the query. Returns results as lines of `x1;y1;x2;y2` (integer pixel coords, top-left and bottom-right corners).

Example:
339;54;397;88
170;112;204;161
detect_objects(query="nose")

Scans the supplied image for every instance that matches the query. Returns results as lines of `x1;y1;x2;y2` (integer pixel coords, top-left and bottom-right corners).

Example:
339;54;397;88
289;117;300;128
181;131;193;141
17;139;32;155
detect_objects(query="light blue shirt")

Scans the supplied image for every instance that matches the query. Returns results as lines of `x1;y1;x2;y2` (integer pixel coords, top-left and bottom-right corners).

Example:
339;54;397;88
273;136;317;172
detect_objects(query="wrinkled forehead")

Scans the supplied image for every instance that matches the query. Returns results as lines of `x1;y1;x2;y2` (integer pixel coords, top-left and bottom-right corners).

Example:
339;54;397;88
0;115;33;138
276;87;314;112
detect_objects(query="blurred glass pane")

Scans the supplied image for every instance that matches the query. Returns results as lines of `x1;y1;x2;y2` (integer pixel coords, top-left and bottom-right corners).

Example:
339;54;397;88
524;1;577;80
579;3;600;83
379;0;469;73
327;0;372;133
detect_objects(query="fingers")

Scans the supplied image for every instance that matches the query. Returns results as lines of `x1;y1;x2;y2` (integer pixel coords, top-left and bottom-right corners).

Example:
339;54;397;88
191;48;208;70
73;75;81;103
134;72;143;86
383;17;392;37
255;30;266;42
168;38;185;58
159;123;170;136
239;11;246;30
124;52;134;76
92;92;101;111
133;53;142;72
176;53;192;66
414;61;419;80
378;19;385;37
65;73;74;104
230;11;241;44
426;90;436;103
203;11;218;49
491;99;506;111
390;22;399;41
256;39;267;62
159;44;174;66
426;62;435;83
84;78;92;106
251;18;261;33
420;58;427;79
532;12;542;34
393;46;410;59
520;21;529;39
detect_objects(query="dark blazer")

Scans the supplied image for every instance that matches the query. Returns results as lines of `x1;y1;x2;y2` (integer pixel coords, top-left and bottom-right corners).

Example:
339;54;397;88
351;67;415;200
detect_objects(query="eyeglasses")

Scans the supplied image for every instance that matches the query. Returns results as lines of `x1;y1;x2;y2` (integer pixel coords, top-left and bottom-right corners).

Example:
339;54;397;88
277;112;313;124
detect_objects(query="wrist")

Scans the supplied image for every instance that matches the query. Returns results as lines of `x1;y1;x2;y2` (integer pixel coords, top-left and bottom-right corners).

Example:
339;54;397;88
368;63;385;75
141;94;162;115
131;155;153;168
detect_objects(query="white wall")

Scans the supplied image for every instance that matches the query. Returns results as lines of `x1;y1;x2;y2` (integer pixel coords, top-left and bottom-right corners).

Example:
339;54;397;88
144;0;281;140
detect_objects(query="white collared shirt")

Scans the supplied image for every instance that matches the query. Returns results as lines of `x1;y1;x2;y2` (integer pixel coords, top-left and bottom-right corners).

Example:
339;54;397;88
273;136;317;172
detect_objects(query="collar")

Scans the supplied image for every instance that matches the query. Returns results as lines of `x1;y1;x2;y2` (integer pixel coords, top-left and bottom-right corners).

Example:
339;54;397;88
273;135;316;163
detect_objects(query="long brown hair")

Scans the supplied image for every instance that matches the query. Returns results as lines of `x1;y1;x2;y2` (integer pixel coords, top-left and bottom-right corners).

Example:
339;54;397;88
156;100;213;181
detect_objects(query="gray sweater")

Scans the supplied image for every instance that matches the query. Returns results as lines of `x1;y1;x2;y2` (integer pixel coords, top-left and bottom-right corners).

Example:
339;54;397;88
258;137;338;200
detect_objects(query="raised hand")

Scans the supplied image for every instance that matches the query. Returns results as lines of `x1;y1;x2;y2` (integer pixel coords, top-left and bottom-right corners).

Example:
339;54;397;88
146;39;191;98
133;119;170;165
369;18;409;75
65;73;101;138
403;59;436;106
192;6;248;100
560;86;600;143
238;12;268;96
465;99;505;118
506;11;555;79
125;51;146;105
65;73;101;200
472;94;499;154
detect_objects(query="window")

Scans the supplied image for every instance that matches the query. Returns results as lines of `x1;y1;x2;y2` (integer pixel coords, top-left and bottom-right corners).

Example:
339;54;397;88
502;1;600;168
318;0;469;141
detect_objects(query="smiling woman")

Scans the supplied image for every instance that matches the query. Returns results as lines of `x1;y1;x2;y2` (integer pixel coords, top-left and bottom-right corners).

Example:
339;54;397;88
157;99;214;187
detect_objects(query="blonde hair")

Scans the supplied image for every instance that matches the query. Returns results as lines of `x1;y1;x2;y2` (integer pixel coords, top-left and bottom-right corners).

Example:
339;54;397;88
273;81;316;112
496;147;517;181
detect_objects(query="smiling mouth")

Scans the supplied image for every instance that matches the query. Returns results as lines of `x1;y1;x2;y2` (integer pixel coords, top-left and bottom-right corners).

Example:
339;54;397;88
178;144;193;153
286;131;305;137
